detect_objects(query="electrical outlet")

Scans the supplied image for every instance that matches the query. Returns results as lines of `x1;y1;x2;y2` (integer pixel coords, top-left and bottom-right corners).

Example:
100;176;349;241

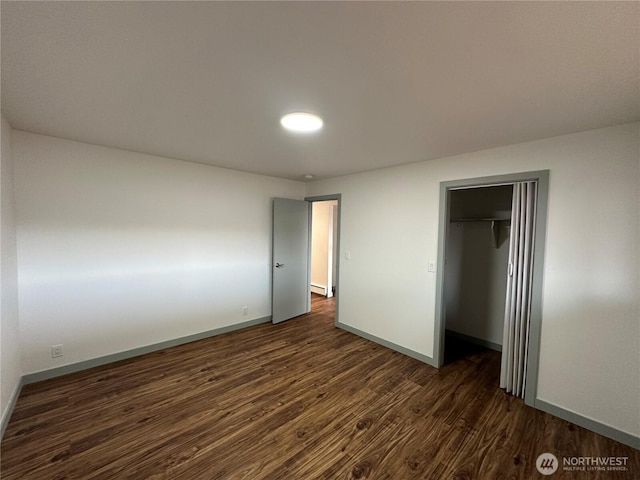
51;344;63;358
242;306;249;316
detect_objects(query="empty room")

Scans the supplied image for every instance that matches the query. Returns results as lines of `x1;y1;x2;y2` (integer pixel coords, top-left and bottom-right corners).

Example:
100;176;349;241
1;2;639;479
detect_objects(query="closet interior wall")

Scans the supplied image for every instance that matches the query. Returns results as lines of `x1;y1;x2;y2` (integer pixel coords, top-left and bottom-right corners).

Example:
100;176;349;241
444;185;513;352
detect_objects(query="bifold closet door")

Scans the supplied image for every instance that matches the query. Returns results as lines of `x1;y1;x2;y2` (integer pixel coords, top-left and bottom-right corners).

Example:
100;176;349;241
500;181;537;398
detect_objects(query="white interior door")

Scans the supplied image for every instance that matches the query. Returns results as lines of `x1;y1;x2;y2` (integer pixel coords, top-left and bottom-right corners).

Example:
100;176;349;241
272;198;310;324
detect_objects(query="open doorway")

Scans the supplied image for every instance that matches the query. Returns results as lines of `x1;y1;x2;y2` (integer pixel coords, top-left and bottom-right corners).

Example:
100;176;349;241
306;195;340;321
310;201;338;297
310;200;338;318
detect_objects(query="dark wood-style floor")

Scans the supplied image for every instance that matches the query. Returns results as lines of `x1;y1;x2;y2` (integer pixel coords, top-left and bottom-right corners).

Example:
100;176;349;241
2;295;638;479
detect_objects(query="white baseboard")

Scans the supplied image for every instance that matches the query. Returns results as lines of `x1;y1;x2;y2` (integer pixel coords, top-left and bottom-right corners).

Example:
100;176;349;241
310;283;327;296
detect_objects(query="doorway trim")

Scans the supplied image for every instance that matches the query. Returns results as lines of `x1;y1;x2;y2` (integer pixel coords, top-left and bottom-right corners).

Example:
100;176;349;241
434;170;549;407
305;194;342;326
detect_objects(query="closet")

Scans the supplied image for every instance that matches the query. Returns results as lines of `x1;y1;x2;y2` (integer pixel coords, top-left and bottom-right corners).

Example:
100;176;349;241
443;185;513;362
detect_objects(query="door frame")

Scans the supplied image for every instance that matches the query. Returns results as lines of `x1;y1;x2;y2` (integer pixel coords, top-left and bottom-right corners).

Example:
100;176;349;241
305;194;342;326
434;171;549;407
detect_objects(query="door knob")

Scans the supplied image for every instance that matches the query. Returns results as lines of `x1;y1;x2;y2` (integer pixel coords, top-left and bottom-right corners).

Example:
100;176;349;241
275;263;285;268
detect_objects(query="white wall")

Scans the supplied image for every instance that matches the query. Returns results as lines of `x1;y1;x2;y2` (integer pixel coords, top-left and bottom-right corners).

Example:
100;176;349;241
13;132;305;375
1;116;21;424
306;122;640;438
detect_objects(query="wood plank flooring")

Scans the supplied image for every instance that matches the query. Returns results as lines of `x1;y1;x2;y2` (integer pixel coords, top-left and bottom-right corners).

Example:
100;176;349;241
2;294;638;479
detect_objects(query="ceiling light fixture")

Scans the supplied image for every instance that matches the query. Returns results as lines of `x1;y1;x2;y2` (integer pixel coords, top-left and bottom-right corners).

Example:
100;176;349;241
280;112;323;133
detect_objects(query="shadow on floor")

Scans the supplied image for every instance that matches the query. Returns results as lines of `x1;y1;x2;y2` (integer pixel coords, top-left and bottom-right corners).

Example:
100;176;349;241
444;334;493;364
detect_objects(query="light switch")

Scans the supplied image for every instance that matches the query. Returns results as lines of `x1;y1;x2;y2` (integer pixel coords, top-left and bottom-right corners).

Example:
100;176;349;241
428;261;436;273
345;250;351;260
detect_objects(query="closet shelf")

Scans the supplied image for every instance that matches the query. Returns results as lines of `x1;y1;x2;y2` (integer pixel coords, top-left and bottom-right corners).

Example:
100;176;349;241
450;217;511;248
449;217;510;223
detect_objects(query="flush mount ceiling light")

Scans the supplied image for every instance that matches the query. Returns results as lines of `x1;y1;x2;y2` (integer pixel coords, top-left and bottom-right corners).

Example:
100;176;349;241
280;112;323;133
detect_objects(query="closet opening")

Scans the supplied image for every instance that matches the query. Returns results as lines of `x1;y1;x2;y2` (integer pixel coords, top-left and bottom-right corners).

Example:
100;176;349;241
434;171;549;407
443;185;513;364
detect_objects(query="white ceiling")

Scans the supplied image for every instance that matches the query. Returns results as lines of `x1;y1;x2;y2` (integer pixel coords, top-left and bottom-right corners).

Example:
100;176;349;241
2;1;638;181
